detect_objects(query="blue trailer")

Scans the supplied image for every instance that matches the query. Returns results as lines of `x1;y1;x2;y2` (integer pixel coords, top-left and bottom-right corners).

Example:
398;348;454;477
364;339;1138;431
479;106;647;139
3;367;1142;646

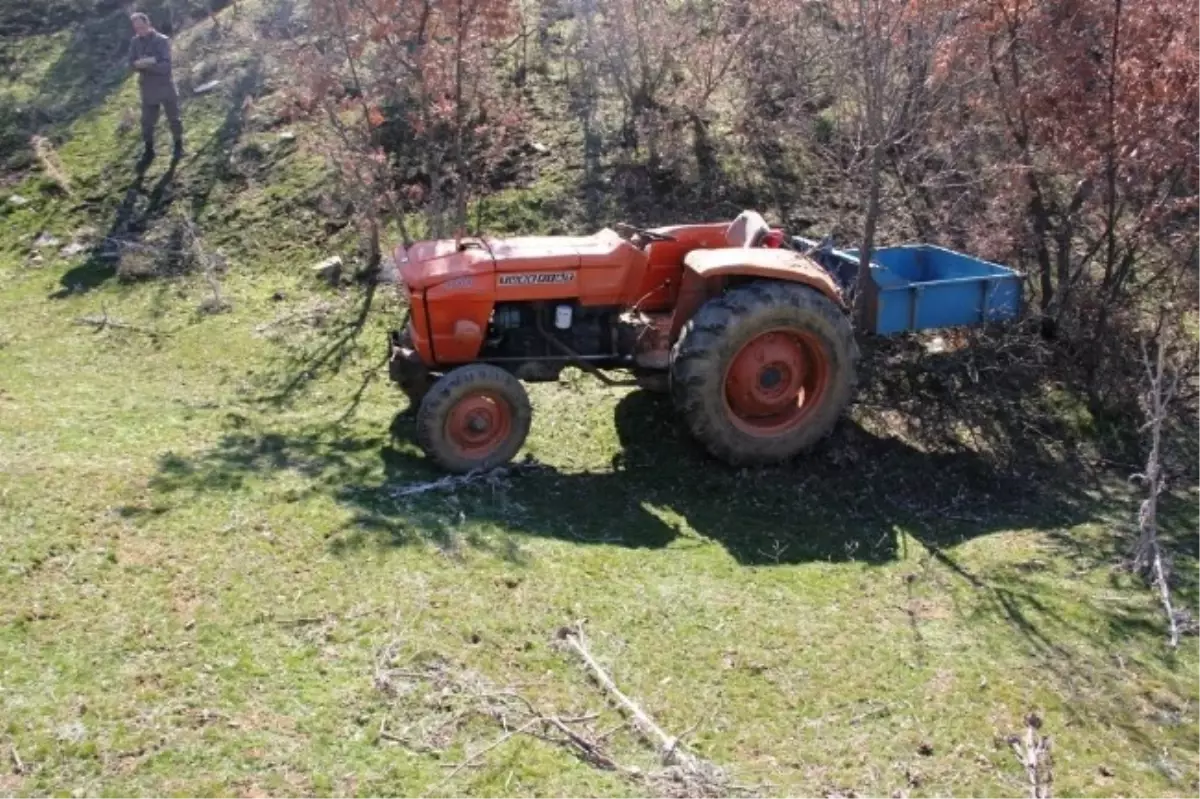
794;236;1024;336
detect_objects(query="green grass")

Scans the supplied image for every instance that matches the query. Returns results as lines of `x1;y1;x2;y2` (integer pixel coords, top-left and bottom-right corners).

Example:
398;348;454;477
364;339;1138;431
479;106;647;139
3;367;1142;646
2;258;1197;797
2;2;1198;797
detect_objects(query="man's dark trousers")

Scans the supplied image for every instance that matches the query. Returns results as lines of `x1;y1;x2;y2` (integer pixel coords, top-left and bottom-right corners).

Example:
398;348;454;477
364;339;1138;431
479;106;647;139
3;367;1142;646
142;96;182;154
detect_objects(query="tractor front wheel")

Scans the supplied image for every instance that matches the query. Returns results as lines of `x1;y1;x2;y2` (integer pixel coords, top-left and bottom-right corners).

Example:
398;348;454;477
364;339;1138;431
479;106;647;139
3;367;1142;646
669;281;858;466
416;364;532;473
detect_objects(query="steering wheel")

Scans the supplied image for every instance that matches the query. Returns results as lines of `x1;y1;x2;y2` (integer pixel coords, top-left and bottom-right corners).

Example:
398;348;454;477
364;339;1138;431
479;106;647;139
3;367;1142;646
613;222;677;243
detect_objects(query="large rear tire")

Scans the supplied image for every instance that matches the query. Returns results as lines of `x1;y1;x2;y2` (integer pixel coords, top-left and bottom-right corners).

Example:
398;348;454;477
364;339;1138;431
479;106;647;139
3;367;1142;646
417;364;533;473
669;281;858;466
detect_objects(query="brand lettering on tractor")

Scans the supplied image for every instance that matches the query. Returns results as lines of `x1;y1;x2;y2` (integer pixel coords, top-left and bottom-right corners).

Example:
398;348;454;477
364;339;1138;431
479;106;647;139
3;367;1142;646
498;272;576;286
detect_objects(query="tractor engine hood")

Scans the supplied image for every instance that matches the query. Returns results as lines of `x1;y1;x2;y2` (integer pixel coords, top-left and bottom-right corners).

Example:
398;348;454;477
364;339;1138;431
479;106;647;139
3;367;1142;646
396;233;616;290
395;239;494;291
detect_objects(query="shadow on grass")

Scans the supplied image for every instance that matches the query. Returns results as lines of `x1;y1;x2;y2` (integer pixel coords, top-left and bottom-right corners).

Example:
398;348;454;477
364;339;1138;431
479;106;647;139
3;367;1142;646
52;53;263;298
148;393;1086;566
143;333;1198;747
25;6;136;131
363;387;1096;565
149;334;1120;568
52;156;180;297
249;281;383;408
185;54;264;220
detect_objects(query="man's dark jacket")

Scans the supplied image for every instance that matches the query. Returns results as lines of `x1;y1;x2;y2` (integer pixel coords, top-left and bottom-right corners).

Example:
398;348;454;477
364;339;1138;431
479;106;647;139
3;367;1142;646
129;31;178;104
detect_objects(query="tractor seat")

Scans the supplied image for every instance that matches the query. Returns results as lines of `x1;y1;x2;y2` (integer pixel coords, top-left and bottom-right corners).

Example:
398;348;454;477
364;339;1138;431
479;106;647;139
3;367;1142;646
725;210;770;248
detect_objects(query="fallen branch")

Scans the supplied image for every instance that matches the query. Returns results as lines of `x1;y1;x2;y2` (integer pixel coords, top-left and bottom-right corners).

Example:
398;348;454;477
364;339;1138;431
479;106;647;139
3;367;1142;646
1008;713;1052;799
74;310;167;338
539;714;620;770
557;623;693;767
375;641;744;797
438;718;541;786
10;743;24;775
389;459;541;499
554;623;758;796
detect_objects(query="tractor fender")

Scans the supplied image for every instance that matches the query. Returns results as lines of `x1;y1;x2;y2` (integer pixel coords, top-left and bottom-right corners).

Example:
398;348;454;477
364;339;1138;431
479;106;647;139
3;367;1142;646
668;247;847;340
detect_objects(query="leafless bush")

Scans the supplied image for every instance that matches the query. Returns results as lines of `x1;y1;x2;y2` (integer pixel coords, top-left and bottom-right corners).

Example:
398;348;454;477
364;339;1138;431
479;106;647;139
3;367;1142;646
114;216;230;313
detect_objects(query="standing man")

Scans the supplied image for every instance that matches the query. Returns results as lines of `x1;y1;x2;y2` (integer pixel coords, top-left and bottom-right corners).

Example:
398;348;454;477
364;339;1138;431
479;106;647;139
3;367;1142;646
129;12;183;163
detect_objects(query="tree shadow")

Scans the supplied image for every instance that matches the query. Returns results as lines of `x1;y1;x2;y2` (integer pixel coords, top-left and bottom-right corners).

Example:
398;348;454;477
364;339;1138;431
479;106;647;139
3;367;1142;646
185;54;264;219
330;385;1096;566
28;5;144;132
52;155;180;297
137;328;1200;591
139;334;1197;785
249;281;382;408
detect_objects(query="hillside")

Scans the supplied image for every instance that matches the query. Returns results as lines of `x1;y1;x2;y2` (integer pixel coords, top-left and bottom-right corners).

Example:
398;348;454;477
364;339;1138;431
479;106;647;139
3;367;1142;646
1;1;1197;797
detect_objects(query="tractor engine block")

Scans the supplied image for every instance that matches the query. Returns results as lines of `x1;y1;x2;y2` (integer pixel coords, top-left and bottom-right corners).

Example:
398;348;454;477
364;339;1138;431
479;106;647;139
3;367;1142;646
481;301;622;381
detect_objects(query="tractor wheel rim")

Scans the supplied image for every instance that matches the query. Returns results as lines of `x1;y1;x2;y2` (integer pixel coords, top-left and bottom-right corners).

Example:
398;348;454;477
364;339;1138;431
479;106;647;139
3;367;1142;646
446;392;512;458
723;328;830;436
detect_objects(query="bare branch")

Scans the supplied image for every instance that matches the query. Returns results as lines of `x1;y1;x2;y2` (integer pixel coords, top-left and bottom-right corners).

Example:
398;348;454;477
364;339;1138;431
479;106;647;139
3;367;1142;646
437;718;540;785
1007;713;1053;799
557;623;691;765
10;744;25;776
74;310;168;338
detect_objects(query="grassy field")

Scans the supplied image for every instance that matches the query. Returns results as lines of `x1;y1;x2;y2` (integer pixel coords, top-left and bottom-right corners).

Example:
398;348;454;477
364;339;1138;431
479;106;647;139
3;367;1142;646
2;3;1198;797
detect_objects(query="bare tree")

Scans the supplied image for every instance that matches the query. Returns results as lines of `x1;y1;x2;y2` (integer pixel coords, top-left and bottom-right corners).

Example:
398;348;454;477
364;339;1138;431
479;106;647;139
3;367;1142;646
1131;310;1186;648
811;0;958;315
290;0;517;257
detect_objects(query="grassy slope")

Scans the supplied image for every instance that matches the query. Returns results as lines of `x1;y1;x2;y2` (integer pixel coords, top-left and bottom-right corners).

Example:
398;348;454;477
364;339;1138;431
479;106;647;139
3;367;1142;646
1;3;1198;797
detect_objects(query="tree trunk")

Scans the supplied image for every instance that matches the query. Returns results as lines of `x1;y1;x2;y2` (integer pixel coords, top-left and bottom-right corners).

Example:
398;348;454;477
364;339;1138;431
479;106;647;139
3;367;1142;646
1024;176;1057;336
854;140;884;326
451;2;468;238
688;110;716;201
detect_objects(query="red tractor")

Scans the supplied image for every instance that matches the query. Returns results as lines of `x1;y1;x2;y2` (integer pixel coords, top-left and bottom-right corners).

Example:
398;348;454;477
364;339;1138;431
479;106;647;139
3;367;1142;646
388;210;858;473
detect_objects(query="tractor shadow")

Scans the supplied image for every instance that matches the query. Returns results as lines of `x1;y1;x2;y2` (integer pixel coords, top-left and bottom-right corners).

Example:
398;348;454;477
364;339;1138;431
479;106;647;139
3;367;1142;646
145;332;1148;571
349;384;1098;567
343;329;1133;568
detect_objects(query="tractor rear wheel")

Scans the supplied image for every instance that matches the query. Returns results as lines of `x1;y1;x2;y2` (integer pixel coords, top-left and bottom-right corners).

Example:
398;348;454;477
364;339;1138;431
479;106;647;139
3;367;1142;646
417;364;532;473
669;281;858;466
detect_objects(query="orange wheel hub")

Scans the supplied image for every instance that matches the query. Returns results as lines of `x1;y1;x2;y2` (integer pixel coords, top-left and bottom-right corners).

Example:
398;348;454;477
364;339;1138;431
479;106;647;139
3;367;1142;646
723;328;830;435
445;391;512;459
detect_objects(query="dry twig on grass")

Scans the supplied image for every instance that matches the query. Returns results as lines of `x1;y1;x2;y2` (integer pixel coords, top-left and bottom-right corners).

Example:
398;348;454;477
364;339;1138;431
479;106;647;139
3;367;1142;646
74;309;167;338
373;639;746;798
555;622;734;798
1008;713;1052;799
9;744;24;775
181;218;231;315
31;135;73;196
252;300;339;337
388;459;543;499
